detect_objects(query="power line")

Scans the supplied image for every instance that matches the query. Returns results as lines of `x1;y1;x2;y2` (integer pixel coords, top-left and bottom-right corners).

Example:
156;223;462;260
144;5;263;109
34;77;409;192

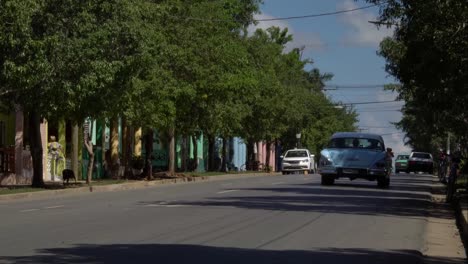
360;126;395;128
341;100;402;106
168;3;385;23
254;3;383;21
381;132;405;136
358;110;402;112
323;84;393;90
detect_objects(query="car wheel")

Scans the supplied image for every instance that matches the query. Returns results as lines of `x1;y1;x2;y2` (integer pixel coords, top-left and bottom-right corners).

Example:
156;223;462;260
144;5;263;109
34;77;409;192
377;177;390;188
395;170;400;174
282;171;287;175
321;175;335;185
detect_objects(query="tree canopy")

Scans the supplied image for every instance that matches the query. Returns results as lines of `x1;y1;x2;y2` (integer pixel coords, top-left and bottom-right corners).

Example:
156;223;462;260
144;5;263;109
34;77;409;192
0;0;358;182
363;0;468;151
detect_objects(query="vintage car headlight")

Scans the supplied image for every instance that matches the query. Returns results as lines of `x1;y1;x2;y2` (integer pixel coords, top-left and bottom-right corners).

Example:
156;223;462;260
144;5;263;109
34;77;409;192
319;156;333;166
300;159;309;163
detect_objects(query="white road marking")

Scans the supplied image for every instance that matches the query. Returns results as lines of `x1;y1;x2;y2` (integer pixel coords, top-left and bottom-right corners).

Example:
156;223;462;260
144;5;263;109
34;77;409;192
221;183;233;186
20;209;40;213
143;204;188;208
272;182;285;185
217;189;239;194
44;205;64;209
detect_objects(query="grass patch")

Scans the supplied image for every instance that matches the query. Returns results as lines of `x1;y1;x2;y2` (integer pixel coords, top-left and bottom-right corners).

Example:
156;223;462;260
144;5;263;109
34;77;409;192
90;179;132;186
456;175;468;190
0;187;45;196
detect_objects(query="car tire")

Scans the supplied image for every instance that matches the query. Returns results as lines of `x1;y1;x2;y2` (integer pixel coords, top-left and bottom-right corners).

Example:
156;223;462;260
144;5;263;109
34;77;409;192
321;175;335;185
377;177;390;188
395;170;400;174
282;171;287;175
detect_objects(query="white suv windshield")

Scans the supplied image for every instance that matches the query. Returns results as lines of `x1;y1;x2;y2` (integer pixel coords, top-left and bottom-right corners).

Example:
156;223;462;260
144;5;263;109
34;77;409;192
285;151;308;158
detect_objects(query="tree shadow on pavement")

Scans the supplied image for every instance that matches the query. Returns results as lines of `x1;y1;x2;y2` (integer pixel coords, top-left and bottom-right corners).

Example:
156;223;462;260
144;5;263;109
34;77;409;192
136;174;454;219
0;244;465;264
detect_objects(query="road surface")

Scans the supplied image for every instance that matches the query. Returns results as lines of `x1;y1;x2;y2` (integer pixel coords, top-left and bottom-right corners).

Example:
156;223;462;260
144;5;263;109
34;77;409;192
0;173;462;263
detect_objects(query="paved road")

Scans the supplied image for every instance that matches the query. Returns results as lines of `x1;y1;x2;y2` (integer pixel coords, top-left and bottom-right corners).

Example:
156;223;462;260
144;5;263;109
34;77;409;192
0;173;461;263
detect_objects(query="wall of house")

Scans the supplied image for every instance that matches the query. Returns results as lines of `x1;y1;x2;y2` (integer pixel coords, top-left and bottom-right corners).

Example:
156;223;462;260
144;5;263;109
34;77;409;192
0;112;15;147
258;141;276;171
232;138;246;171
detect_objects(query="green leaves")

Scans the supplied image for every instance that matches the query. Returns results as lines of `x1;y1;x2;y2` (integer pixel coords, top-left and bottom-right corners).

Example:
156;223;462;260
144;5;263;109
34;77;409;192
364;0;468;150
0;0;355;154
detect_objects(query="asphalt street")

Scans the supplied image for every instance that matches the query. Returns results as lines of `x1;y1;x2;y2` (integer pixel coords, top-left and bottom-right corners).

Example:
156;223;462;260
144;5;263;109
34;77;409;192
0;173;461;263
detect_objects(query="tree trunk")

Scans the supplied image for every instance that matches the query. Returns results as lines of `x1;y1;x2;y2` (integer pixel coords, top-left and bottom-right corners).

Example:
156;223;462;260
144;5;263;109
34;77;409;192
29;112;44;187
83;121;94;184
246;139;254;164
181;136;187;172
191;135;198;171
144;129;153;180
71;124;79;180
110;117;119;178
265;141;271;172
124;126;134;178
208;135;215;171
221;137;227;172
118;118;128;178
168;127;175;176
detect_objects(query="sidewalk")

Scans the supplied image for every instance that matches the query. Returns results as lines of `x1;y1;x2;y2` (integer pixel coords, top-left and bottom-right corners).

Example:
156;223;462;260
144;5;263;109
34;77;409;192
0;172;279;202
423;176;467;263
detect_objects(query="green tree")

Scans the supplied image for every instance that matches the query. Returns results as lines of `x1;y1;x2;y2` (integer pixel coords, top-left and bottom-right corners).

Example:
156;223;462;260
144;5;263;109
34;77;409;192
363;0;468;151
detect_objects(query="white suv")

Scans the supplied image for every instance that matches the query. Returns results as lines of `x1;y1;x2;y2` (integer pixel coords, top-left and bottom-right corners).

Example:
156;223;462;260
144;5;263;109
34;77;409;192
281;149;315;174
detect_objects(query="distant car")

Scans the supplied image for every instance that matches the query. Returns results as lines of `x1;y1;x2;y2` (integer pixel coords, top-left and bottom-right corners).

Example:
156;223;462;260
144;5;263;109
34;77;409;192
281;149;315;174
407;152;433;174
318;132;390;188
395;154;410;173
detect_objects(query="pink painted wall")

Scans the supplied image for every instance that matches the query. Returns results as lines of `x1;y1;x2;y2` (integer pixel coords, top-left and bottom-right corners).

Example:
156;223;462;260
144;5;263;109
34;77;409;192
257;141;276;171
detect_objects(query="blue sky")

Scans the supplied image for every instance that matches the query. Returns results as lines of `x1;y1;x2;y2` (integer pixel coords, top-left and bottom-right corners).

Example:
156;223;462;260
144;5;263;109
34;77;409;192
256;0;410;154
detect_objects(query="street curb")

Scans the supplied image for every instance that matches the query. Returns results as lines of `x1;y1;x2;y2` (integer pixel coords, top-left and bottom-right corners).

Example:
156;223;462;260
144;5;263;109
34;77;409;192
423;175;467;261
454;193;468;251
0;172;279;202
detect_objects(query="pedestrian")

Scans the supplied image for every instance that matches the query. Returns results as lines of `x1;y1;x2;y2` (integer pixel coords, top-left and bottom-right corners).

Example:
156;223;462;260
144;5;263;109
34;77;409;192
48;135;63;179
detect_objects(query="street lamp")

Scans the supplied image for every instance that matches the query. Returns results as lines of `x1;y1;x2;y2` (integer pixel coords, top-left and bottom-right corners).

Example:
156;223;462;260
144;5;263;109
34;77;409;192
296;133;301;148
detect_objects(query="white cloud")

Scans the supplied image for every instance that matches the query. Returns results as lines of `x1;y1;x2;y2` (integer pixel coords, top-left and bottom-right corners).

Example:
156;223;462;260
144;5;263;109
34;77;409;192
338;0;394;47
248;13;326;52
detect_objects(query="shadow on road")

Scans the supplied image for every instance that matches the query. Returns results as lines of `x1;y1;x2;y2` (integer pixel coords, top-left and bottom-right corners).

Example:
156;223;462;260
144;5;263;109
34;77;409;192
137;174;453;219
0;244;464;264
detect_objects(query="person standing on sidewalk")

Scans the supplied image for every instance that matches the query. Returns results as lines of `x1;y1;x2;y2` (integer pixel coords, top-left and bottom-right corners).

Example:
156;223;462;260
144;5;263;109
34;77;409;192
48;135;64;180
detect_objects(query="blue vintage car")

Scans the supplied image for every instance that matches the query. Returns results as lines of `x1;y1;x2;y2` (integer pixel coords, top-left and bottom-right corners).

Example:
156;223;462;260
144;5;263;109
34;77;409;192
318;132;391;188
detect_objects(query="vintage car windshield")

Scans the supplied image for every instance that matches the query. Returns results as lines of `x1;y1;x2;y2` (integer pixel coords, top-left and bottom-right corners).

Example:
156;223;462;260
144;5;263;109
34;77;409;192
327;137;384;151
412;153;431;159
397;155;409;160
285;150;308;158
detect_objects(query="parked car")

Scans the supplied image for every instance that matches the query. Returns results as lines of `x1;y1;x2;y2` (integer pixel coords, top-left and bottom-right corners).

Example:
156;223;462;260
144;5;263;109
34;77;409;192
318;132;390;188
407;152;433;174
395;154;410;173
281;148;315;174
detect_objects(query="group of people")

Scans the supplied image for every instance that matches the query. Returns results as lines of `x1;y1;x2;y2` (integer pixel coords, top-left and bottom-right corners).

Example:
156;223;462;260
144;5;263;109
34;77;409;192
438;148;463;184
